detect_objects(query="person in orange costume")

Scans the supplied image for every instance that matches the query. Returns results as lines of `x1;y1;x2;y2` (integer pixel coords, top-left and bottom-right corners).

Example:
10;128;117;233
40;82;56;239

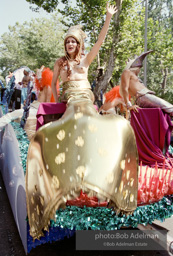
35;65;59;102
99;85;130;117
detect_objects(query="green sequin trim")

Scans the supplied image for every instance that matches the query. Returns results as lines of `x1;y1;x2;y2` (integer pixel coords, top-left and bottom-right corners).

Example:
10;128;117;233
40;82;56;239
51;195;173;230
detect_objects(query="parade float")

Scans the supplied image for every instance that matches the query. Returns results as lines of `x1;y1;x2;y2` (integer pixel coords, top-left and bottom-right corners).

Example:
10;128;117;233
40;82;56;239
0;68;173;254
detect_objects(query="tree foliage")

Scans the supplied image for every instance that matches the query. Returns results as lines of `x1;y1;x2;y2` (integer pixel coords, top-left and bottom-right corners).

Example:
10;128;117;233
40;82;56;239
0;14;64;78
146;0;173;103
26;0;60;13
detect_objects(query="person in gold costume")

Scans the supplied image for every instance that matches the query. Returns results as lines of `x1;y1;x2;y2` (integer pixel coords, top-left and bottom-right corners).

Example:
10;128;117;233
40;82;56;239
26;3;139;239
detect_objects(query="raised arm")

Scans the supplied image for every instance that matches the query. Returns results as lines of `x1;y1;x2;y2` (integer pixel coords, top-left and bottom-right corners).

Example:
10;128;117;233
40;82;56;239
51;59;60;103
86;3;117;65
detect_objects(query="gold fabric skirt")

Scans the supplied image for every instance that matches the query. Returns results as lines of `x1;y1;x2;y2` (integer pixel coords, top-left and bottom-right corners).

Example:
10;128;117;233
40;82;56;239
26;80;138;239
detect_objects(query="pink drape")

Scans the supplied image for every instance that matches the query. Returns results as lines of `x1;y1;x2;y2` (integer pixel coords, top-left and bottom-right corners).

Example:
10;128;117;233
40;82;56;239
130;108;173;169
36;102;98;130
36;103;66;130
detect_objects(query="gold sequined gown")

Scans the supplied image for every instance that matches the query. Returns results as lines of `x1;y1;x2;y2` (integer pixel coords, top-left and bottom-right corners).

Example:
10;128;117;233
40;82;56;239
26;80;138;239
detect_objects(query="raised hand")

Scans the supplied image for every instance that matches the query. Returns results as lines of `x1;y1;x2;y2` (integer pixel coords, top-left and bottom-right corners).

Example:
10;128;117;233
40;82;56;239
106;2;118;16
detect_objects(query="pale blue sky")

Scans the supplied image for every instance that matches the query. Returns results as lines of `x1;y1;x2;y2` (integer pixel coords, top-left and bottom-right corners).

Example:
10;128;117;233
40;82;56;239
0;0;55;36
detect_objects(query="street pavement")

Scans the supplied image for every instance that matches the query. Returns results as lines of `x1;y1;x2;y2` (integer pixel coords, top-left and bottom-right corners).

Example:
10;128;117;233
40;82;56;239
0;172;172;256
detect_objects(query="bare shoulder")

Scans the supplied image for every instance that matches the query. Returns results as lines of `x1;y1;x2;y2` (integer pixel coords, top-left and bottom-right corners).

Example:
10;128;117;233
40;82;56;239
55;58;62;66
121;69;131;78
55;56;66;68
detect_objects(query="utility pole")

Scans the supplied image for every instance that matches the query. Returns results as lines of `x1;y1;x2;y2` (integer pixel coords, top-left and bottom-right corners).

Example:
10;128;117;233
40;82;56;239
144;0;148;86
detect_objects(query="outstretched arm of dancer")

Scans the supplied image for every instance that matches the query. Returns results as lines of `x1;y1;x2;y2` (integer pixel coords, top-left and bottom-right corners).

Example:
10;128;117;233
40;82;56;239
85;3;117;65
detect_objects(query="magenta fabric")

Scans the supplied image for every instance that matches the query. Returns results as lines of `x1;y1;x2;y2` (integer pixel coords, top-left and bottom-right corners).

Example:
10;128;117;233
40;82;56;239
36;102;98;130
131;108;173;169
36;103;67;130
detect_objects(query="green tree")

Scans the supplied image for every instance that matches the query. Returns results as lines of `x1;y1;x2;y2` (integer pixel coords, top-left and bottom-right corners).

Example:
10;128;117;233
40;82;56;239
145;0;173;103
26;0;60;13
0;14;64;78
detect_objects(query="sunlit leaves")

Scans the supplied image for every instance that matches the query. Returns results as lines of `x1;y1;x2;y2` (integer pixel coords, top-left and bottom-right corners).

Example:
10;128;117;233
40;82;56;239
0;14;65;77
